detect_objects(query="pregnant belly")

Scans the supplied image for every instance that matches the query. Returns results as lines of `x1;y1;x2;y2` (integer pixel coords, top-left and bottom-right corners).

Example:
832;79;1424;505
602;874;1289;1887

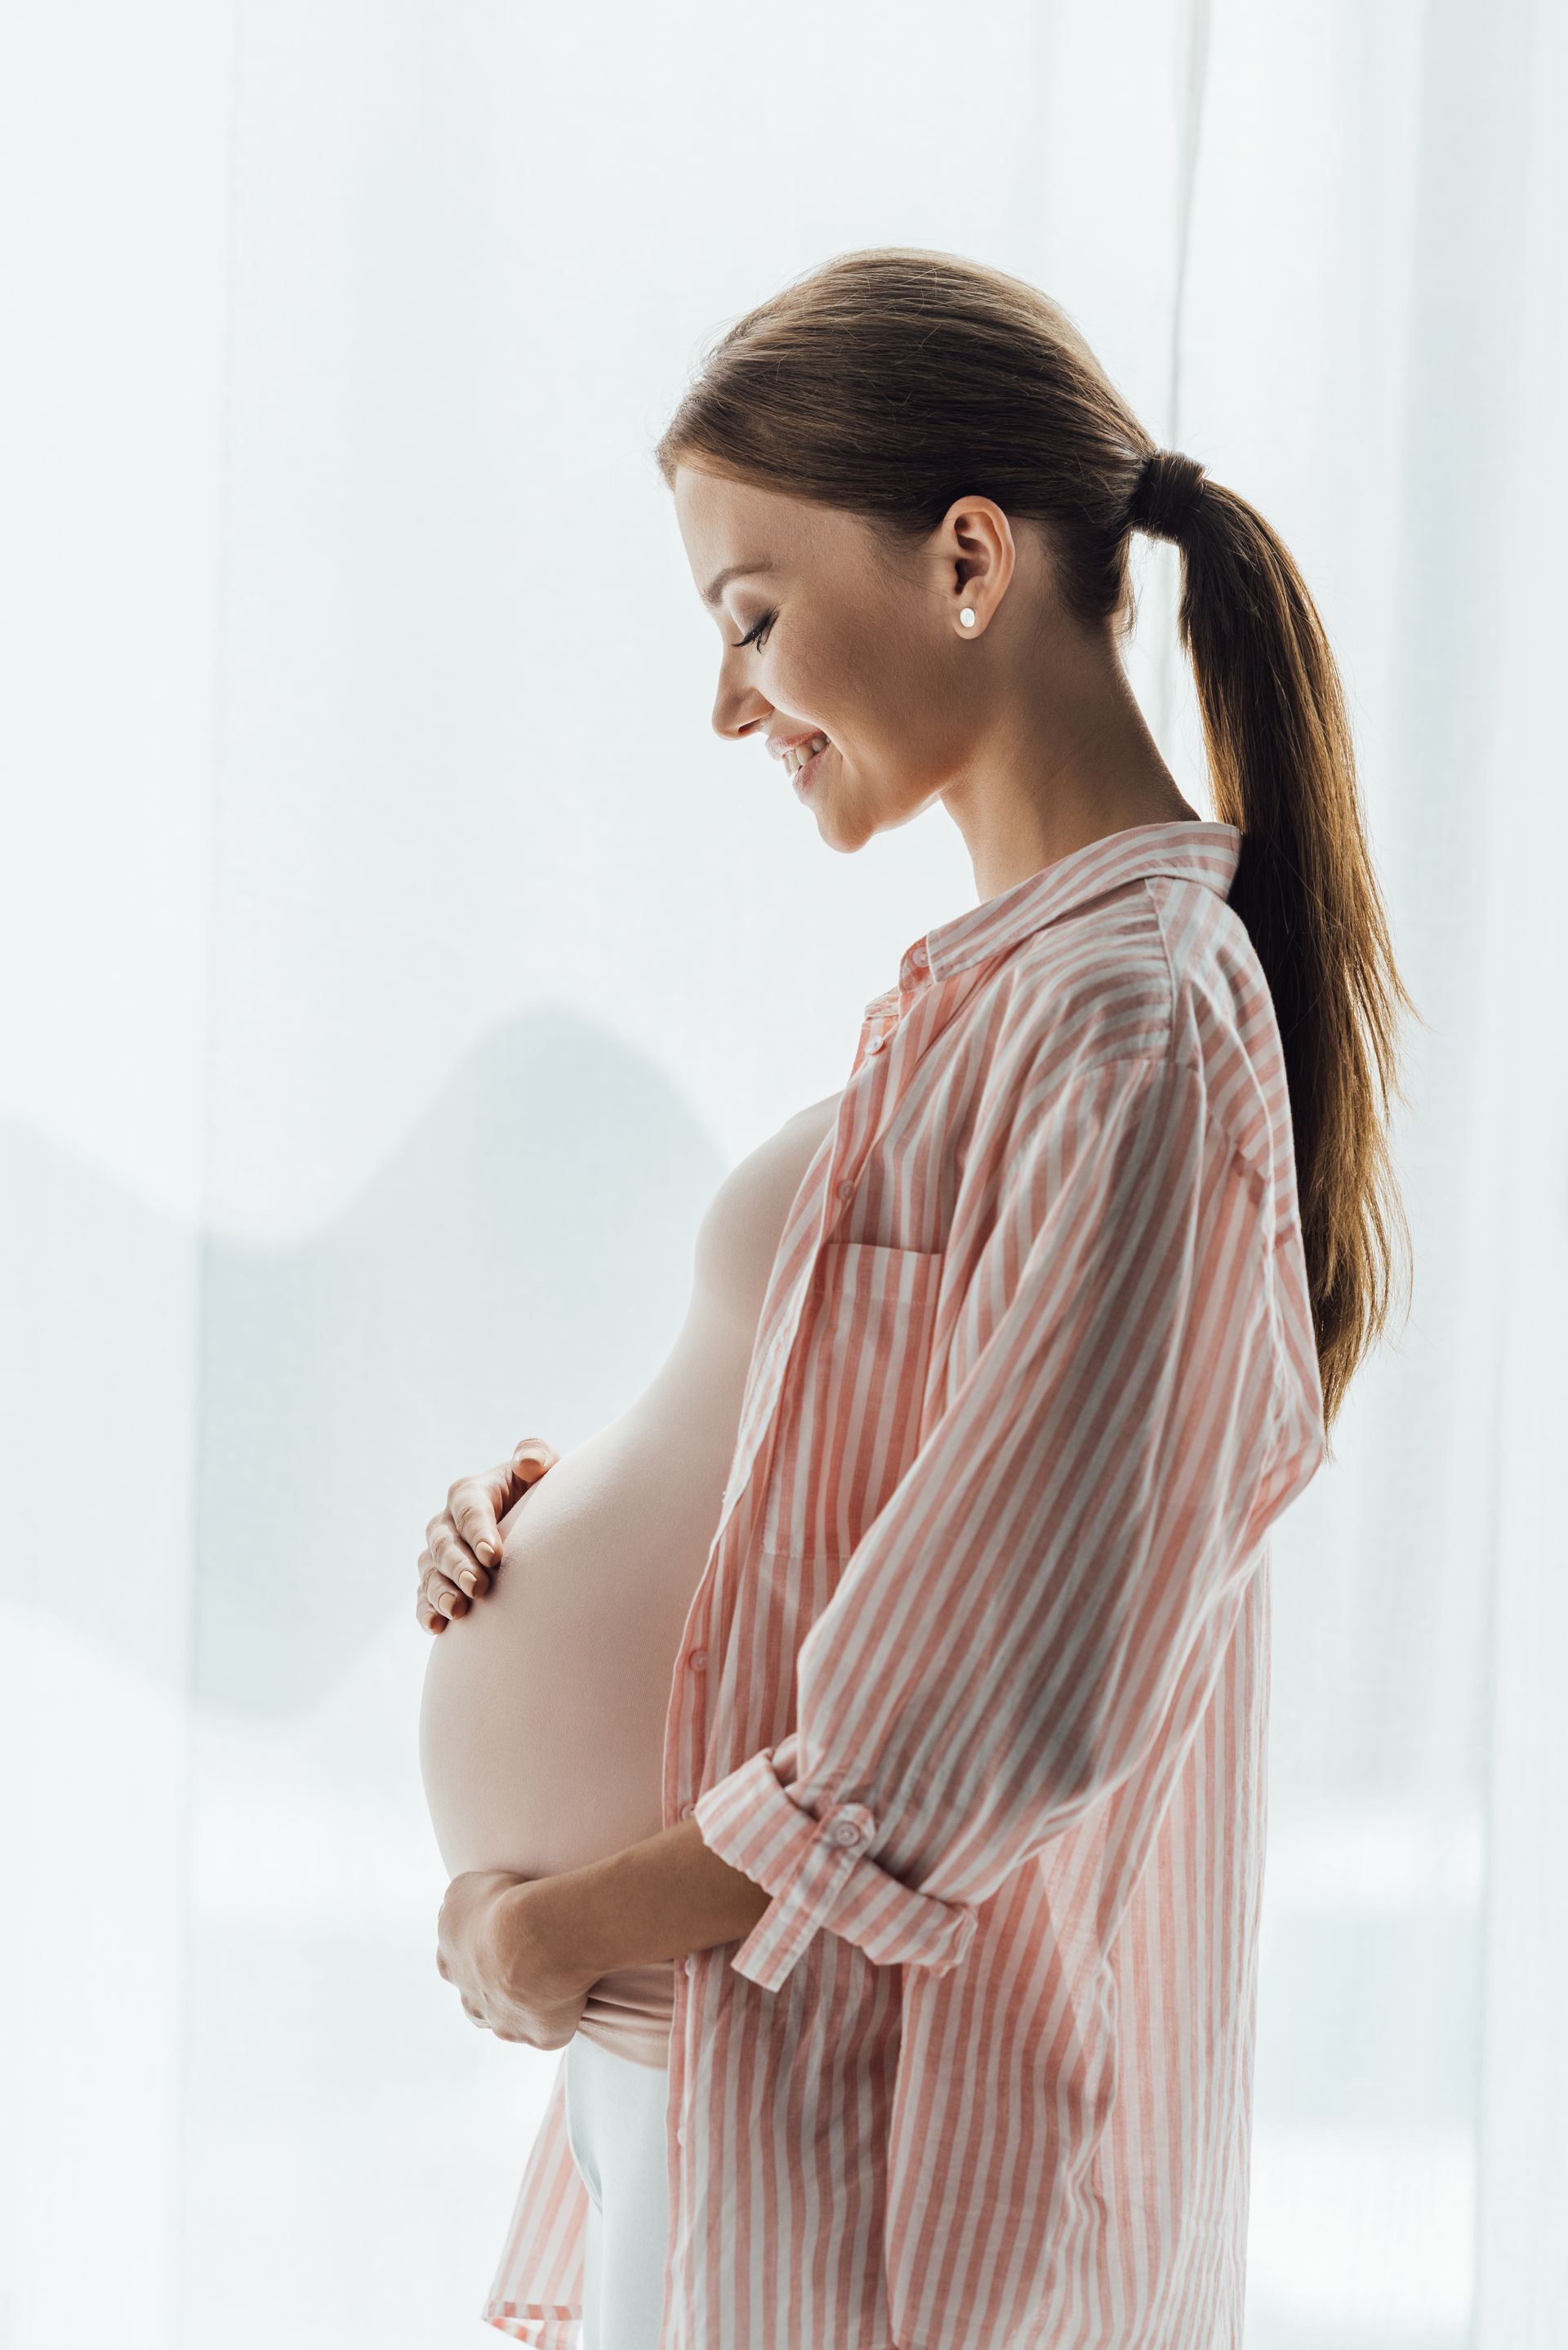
417;1419;728;2067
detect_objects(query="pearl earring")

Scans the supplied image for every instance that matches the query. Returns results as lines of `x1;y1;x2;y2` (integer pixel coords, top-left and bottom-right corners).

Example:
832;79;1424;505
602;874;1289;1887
959;607;977;629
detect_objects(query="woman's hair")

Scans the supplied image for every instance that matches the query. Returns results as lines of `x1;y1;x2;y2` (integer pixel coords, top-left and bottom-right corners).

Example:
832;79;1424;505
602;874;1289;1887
654;247;1414;1442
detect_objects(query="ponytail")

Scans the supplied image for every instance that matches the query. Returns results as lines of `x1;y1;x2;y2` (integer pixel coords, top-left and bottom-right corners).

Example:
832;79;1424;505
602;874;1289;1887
1132;448;1415;1437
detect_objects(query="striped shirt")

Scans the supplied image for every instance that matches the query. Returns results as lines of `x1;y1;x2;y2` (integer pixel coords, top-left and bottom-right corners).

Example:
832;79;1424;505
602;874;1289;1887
483;817;1327;2350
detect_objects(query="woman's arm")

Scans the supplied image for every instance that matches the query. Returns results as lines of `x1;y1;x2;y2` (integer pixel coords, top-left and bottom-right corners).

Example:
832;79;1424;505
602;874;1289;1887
506;1815;773;1983
692;1049;1323;1992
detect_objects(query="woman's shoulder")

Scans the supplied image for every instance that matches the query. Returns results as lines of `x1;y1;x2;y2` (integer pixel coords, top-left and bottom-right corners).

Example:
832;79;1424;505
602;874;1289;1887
980;884;1285;1182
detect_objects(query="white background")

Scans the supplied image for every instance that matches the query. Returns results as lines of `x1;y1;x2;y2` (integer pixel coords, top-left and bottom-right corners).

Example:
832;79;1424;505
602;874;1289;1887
2;2;1564;2344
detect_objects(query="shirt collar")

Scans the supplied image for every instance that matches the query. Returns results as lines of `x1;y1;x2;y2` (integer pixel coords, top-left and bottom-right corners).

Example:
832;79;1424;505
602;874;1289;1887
872;819;1244;1007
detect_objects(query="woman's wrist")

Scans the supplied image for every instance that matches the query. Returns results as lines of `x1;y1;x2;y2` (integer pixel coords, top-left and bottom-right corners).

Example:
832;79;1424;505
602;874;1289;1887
509;1818;771;1985
500;1878;596;1999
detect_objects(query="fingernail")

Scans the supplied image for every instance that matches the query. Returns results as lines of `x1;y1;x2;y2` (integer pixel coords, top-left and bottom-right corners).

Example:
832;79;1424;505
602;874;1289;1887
458;1572;476;1596
475;1542;497;1567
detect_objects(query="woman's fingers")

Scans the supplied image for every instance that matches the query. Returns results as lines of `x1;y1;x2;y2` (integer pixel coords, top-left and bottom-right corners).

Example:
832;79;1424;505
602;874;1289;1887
452;1441;559;1570
432;1512;488;1600
423;1509;483;1608
510;1436;560;1482
448;1486;502;1576
448;1455;524;1572
416;1443;559;1637
416;1532;472;1625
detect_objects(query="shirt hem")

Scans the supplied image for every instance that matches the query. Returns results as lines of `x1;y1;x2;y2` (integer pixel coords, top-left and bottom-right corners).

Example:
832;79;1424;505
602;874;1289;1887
481;2294;580;2347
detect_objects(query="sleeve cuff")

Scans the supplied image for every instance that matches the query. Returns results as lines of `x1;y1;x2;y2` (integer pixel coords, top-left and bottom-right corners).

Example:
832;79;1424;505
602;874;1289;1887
691;1738;980;1993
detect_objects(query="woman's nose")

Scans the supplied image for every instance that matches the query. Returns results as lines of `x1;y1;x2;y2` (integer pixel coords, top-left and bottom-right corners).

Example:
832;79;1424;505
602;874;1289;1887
712;687;771;742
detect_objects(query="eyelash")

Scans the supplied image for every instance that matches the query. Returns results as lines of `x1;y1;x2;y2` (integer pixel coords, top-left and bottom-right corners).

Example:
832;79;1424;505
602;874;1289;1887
731;609;777;652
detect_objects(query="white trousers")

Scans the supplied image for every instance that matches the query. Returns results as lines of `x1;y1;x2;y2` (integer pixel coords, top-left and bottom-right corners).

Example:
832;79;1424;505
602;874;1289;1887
564;2032;672;2350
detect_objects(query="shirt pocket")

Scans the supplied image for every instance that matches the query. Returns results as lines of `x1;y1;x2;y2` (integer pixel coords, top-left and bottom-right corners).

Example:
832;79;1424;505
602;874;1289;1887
758;1239;946;1563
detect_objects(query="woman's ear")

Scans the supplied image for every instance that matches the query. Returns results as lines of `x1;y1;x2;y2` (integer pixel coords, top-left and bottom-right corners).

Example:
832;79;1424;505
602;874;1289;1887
936;495;1016;636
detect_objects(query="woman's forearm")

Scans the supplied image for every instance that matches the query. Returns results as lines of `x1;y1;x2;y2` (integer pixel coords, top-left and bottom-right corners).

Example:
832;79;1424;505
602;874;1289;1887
517;1815;771;1982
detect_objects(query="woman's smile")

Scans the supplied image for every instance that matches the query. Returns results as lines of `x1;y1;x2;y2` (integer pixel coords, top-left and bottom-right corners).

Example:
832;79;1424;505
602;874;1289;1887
767;724;834;796
789;735;831;796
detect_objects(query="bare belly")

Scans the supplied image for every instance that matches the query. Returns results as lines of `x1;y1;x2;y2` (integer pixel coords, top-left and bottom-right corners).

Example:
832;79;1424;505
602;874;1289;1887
417;1089;841;2067
418;1389;736;2063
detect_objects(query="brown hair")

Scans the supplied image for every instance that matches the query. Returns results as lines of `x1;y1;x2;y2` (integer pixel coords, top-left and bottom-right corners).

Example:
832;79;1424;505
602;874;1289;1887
654;247;1414;1440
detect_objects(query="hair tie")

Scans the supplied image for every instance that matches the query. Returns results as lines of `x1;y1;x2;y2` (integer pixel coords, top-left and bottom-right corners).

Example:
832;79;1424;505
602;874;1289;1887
1127;448;1207;541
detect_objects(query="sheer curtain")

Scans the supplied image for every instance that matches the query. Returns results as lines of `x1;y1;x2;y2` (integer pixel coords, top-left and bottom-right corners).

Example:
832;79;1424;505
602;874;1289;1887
2;3;1562;2344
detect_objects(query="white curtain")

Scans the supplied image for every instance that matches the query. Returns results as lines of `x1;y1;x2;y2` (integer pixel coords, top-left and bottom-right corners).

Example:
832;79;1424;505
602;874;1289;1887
3;3;1563;2344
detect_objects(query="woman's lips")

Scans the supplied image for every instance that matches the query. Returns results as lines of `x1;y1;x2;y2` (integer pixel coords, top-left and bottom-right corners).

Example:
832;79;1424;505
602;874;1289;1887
791;742;829;797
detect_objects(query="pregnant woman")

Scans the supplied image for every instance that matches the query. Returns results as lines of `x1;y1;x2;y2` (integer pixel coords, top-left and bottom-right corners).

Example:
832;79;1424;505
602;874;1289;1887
424;247;1413;2350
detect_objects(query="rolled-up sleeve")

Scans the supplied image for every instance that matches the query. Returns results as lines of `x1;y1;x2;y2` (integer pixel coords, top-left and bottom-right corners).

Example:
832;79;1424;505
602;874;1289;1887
694;1048;1305;1994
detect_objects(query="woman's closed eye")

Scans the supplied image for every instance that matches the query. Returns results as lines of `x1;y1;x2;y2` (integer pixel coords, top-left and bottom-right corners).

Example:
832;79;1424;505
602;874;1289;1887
731;609;777;651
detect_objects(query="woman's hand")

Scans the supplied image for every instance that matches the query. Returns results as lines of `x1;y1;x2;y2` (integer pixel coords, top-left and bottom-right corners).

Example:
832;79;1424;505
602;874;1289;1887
435;1870;595;2049
416;1436;560;1633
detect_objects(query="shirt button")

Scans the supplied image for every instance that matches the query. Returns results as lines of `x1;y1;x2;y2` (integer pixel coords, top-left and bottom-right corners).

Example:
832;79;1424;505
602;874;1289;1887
684;1954;697;1974
679;1800;694;1818
676;2125;686;2147
836;1178;855;1201
864;1033;884;1054
688;1648;708;1671
828;1818;866;1848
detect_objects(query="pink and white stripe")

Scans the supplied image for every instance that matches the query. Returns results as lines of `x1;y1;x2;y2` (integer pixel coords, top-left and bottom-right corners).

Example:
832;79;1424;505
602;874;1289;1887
484;818;1326;2349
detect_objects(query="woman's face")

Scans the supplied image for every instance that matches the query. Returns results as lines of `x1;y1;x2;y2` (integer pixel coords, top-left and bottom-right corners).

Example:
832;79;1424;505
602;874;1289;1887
672;463;1001;854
